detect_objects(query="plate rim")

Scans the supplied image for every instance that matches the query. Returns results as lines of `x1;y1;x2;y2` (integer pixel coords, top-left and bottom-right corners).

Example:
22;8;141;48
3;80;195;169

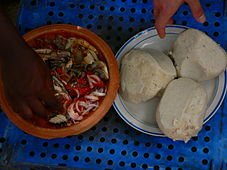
113;25;227;136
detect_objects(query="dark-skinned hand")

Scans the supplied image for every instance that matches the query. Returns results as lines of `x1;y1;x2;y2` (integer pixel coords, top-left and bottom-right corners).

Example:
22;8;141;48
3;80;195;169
1;48;60;119
0;9;61;120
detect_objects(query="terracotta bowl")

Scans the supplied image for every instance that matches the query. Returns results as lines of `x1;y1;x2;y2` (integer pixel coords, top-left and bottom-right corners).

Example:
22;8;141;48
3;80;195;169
0;24;119;139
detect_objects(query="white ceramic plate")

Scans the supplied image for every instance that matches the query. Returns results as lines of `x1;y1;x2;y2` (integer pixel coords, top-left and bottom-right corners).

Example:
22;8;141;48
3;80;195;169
113;25;227;136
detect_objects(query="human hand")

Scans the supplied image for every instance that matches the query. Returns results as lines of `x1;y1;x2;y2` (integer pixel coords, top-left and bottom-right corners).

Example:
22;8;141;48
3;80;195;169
1;48;61;119
153;0;206;38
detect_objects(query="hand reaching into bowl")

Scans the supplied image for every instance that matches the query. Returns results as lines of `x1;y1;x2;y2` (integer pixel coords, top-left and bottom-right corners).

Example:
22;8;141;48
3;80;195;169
0;10;61;119
153;0;206;38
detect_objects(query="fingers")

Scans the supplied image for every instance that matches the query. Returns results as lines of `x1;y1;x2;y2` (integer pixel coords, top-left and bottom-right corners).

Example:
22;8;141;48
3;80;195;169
155;11;173;38
186;0;206;23
154;8;160;19
28;97;47;118
5;93;19;113
15;94;61;119
154;4;173;26
41;92;63;113
153;0;183;38
4;92;34;119
17;103;33;120
153;0;160;18
153;0;167;38
155;10;174;38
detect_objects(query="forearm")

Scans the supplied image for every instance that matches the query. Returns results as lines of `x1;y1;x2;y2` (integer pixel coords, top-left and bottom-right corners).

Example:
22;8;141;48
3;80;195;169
0;8;30;63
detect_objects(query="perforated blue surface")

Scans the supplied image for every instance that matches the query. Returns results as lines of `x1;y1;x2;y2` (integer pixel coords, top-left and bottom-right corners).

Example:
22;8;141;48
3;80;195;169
0;0;226;169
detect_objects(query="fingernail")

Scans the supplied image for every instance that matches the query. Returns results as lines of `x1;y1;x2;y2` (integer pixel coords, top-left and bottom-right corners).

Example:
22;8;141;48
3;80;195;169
160;35;165;39
159;32;166;39
198;14;206;23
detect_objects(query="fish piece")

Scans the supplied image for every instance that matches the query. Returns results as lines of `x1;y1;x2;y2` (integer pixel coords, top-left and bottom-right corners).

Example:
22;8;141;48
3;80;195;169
49;114;67;124
84;53;95;65
50;50;71;59
65;58;73;70
83;50;99;65
88;50;99;61
66;37;97;52
87;62;98;71
65;37;76;50
52;76;69;94
75;39;97;52
35;48;52;54
54;35;67;50
95;61;109;79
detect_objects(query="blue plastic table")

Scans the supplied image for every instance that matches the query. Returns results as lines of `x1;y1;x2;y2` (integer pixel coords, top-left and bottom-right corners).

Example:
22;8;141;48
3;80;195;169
0;0;226;169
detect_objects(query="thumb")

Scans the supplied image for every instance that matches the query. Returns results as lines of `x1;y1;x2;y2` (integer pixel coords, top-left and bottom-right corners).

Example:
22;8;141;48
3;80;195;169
41;90;63;114
186;0;206;23
42;73;64;114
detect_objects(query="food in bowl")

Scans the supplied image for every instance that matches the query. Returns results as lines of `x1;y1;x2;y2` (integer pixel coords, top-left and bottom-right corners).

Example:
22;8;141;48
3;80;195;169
33;35;109;127
119;27;226;142
156;78;208;142
0;24;119;139
172;28;227;81
120;49;176;104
